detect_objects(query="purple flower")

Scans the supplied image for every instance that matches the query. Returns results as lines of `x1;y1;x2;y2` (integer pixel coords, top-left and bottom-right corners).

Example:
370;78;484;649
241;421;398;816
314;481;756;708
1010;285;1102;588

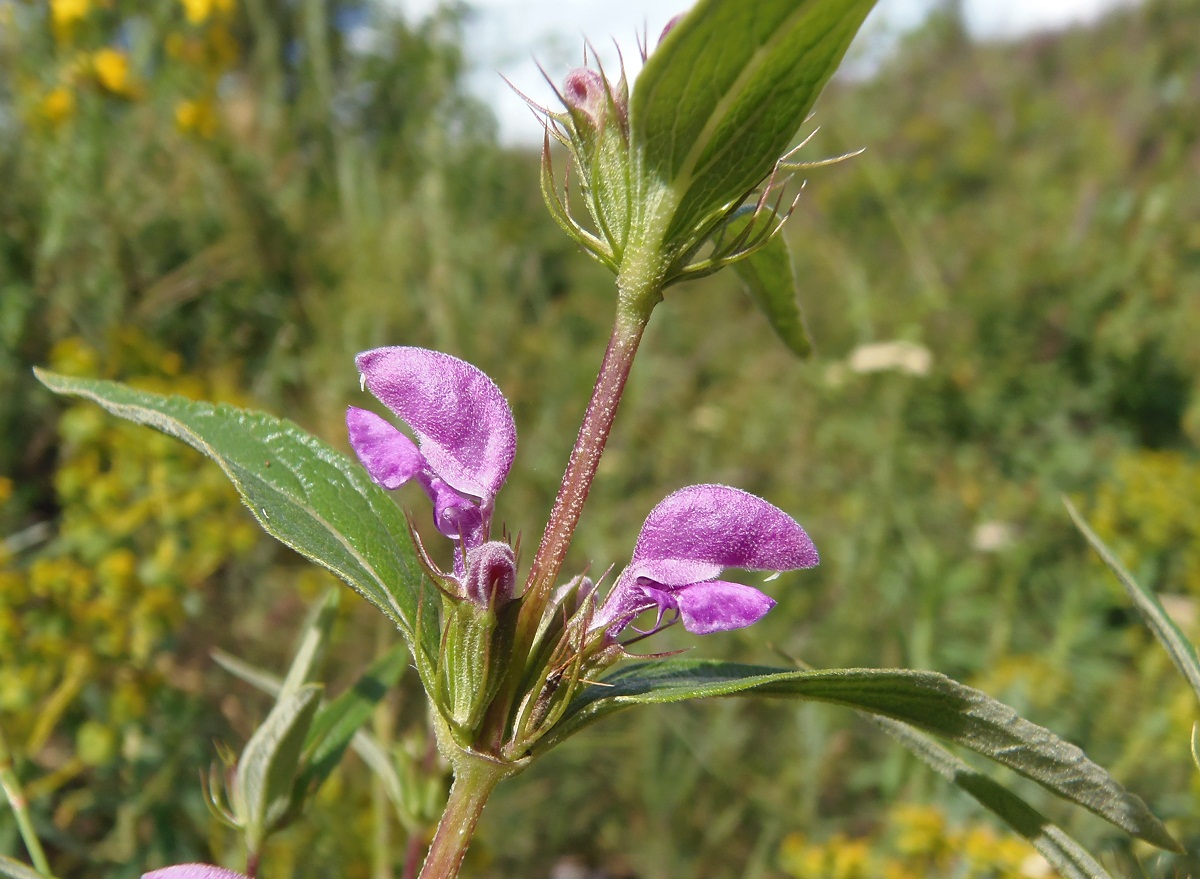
348;347;517;585
347;349;816;631
142;867;248;879
593;485;818;636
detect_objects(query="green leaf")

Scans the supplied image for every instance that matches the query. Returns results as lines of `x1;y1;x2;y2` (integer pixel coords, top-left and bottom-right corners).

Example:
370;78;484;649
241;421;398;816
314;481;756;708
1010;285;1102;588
349;730;416;830
279;590;340;703
729;221;812;357
0;855;52;879
33;369;438;666
872;715;1116;879
632;0;876;245
1065;498;1200;703
233;683;321;849
212;647;411;817
298;645;409;795
212;649;285;695
547;659;1177;851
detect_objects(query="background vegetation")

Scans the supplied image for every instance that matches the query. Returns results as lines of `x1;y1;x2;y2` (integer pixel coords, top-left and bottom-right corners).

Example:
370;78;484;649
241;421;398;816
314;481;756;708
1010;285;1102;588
1;0;1197;876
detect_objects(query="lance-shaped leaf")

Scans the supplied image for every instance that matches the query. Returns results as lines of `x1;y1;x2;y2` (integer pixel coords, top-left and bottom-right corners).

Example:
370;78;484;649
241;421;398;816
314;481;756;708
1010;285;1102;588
0;855;51;879
212;645;410;816
632;0;876;246
33;369;439;668
296;645;409;795
1066;498;1200;703
728;215;812;358
544;659;1178;852
278;591;339;703
232;683;321;851
871;715;1116;879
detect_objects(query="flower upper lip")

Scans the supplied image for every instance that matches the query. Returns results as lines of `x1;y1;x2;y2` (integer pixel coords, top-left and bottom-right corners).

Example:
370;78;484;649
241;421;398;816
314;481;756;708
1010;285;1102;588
353;347;516;504
347;347;517;583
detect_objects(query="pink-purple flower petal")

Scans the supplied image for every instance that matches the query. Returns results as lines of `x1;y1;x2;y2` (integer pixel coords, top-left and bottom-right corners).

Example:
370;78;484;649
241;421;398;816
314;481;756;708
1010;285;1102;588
425;475;485;547
671;580;777;635
142;866;249;879
632;484;818;572
355;347;516;502
346;406;426;490
594;484;817;637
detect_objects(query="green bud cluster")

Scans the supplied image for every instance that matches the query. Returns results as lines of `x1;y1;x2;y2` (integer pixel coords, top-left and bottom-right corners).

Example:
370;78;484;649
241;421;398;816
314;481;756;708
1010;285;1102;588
541;64;633;276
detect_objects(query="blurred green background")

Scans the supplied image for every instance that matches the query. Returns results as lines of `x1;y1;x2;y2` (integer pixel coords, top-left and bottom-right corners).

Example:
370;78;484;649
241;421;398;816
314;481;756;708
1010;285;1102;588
1;0;1198;876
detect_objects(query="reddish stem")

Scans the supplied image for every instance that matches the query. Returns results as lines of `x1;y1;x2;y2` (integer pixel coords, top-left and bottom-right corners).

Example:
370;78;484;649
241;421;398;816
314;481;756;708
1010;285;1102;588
516;310;649;639
416;758;506;879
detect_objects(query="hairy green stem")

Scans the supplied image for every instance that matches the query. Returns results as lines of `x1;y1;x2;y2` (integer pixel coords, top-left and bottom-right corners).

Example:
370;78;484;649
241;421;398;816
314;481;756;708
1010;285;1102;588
416;755;507;879
0;726;53;877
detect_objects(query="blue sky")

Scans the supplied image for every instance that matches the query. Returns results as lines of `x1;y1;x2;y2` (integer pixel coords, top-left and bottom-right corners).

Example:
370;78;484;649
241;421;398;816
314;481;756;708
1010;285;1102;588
397;0;1139;143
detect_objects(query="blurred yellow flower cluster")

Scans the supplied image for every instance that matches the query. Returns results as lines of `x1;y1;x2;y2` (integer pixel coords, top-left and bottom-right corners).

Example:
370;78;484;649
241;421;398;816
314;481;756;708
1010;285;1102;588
91;46;137;97
174;97;219;137
30;46;139;129
49;0;90;35
1089;450;1200;597
28;0;241;134
779;804;1051;879
37;85;76;124
180;0;235;26
0;334;257;765
167;0;240;136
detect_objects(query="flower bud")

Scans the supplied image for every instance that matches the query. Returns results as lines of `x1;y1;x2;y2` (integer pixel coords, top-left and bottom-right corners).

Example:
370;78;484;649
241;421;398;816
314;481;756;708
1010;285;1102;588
562;67;627;138
434;541;521;744
545;64;634;272
462;541;516;608
563;68;607;124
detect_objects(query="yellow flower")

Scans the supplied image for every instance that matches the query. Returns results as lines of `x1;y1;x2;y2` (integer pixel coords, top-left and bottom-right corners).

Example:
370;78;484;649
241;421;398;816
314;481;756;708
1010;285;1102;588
892;804;946;857
175;98;218;137
51;0;90;30
38;86;77;125
92;48;136;97
0;477;12;506
180;0;234;25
